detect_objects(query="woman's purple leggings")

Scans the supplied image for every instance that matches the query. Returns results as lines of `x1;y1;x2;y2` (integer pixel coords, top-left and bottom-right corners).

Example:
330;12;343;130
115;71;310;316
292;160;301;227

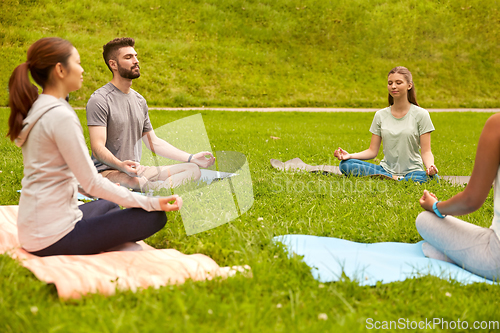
30;200;166;257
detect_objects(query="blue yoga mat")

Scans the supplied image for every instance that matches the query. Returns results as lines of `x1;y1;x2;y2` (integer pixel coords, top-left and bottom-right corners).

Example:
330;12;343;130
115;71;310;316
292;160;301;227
273;235;496;285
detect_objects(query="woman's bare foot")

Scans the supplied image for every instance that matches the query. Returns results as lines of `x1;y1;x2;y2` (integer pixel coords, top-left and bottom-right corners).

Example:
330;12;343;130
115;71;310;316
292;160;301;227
105;242;143;252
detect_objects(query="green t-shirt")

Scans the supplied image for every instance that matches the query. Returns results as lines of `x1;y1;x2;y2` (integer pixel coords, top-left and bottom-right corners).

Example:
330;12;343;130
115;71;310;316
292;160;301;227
369;104;435;176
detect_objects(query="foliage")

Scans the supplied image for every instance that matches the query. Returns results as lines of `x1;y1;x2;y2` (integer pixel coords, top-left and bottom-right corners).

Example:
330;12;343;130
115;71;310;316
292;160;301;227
1;0;499;108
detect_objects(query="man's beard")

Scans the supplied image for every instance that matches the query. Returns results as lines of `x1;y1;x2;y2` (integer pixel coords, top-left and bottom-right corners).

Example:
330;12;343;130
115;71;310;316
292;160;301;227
117;62;141;79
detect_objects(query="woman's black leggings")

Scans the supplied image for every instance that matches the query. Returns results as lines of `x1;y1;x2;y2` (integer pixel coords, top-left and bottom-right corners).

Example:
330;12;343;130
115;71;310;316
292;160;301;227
30;200;166;256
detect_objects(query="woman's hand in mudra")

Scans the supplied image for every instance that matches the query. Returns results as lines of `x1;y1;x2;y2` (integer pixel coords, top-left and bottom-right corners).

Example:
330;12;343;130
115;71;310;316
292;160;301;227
426;164;439;176
334;147;351;161
419;190;438;211
159;195;183;212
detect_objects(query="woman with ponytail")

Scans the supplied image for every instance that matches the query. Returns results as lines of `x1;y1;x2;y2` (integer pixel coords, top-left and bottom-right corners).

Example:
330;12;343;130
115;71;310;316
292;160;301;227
333;66;439;183
8;38;182;256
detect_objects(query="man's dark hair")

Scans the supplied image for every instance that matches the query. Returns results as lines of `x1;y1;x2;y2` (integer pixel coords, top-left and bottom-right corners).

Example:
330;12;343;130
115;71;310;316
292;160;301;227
102;37;135;72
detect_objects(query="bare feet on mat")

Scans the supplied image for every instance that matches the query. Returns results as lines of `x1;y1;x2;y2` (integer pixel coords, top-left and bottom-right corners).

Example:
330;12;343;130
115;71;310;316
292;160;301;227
105;242;144;252
137;240;156;250
421;242;456;264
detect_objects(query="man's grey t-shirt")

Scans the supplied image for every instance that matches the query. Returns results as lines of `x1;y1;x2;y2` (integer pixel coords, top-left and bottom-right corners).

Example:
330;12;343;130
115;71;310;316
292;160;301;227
86;83;153;172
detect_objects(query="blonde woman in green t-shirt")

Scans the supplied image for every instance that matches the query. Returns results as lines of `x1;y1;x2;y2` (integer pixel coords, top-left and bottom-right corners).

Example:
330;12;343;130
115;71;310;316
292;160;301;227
334;66;439;183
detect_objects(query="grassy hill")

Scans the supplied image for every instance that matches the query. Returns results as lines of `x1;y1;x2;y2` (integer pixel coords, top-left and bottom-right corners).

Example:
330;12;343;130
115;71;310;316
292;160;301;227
1;0;499;108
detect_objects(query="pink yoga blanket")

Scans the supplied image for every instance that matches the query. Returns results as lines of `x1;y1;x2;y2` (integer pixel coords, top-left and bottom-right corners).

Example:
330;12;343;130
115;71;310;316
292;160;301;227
0;206;248;299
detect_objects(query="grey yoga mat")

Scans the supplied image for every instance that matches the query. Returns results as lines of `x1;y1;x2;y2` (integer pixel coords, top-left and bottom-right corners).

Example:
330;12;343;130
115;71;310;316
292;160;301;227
270;157;471;186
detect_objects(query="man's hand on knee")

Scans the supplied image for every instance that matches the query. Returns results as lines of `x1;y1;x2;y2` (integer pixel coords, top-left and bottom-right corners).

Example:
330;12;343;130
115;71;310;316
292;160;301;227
190;151;215;168
121;160;142;177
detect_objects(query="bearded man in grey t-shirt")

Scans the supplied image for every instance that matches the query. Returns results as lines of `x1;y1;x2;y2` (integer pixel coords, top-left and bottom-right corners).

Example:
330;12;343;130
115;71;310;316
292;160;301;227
86;37;214;192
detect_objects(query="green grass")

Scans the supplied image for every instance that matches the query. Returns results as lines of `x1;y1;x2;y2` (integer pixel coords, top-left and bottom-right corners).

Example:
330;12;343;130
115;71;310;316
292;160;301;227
1;0;500;108
1;109;500;332
2;0;499;330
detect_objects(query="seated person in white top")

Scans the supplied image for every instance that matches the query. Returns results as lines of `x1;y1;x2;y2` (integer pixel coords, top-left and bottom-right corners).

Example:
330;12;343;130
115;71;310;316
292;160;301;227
8;37;182;256
86;37;214;192
417;113;500;280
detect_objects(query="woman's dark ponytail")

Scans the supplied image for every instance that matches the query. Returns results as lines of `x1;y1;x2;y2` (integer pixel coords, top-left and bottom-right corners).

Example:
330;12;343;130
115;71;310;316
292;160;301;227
7;37;73;141
7;62;39;141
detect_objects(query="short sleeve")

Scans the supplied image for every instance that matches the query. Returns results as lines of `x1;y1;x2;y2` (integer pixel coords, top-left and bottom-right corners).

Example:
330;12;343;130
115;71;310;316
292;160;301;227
86;93;109;127
417;109;435;135
141;99;153;133
369;111;382;136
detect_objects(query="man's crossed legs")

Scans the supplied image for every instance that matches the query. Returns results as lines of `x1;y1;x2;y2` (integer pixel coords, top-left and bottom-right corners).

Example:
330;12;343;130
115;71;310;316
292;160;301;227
100;163;201;192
